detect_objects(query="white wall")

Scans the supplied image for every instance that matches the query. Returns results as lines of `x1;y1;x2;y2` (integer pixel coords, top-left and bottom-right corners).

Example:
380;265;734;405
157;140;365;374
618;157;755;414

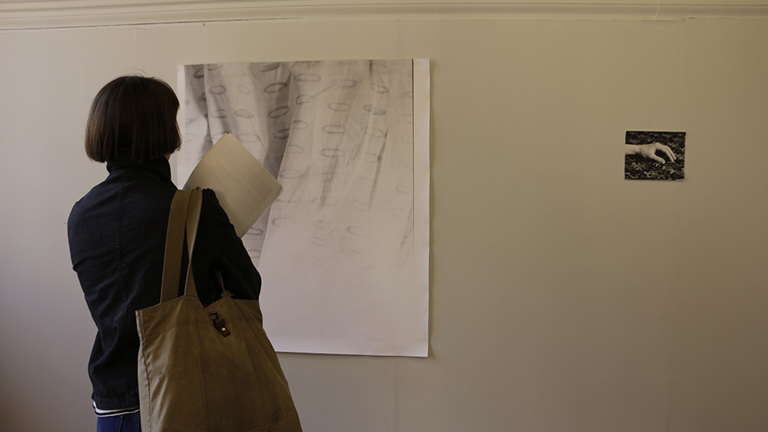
1;3;767;431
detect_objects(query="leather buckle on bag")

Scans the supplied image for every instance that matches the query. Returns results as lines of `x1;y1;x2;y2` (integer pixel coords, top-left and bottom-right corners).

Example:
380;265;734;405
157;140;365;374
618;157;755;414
208;312;231;337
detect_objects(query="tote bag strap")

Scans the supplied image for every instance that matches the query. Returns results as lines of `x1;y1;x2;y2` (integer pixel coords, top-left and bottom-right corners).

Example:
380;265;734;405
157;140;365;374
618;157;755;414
182;188;203;298
160;188;203;303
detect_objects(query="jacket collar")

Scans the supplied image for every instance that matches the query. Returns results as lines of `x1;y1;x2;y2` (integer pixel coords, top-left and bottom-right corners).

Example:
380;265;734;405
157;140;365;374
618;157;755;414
106;148;173;184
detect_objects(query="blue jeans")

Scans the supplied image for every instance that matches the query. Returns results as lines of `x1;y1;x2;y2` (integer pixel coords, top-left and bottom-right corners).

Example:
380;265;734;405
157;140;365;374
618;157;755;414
96;412;141;432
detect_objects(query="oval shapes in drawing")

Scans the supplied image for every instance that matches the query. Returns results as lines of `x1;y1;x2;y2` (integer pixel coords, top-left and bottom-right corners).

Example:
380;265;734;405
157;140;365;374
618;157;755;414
327;102;350;112
363;104;386;116
296;73;321;82
320;148;345;158
234;109;255;119
209;85;227;95
268;106;290;118
322;125;346;135
237;133;261;144
211;109;228;119
260;63;281;73
264;82;288;94
297;95;315;105
246;228;264;237
332;79;358;89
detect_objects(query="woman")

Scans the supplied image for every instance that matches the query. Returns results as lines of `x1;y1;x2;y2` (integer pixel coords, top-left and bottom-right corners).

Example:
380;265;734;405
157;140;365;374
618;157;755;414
68;76;262;431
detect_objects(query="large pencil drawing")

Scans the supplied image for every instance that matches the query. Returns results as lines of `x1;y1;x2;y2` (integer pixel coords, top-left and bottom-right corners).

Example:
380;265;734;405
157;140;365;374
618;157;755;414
178;60;429;356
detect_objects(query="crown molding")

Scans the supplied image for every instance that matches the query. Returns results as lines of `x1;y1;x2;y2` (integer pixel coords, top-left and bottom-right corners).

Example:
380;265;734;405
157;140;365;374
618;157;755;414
1;1;767;30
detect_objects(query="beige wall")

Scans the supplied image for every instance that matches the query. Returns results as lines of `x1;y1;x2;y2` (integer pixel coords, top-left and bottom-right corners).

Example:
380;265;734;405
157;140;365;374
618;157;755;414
1;3;767;431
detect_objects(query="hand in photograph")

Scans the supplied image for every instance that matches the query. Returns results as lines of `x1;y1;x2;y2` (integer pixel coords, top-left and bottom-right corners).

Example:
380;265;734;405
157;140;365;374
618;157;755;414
625;143;676;164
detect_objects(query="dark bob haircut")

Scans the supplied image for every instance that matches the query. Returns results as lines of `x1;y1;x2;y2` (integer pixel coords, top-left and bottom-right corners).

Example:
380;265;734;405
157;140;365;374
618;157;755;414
85;76;181;163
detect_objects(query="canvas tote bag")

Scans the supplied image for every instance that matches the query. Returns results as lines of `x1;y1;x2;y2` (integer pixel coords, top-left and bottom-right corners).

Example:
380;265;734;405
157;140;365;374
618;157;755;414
136;188;302;431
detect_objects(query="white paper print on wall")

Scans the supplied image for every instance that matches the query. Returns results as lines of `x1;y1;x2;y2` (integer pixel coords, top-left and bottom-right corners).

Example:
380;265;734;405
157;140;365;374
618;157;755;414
177;60;430;356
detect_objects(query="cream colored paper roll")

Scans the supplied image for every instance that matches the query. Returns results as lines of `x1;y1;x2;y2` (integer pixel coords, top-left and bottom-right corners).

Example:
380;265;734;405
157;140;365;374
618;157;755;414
184;133;282;237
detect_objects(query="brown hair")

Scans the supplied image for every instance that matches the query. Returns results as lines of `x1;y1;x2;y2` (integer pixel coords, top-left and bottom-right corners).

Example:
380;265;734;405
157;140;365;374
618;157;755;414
84;75;181;163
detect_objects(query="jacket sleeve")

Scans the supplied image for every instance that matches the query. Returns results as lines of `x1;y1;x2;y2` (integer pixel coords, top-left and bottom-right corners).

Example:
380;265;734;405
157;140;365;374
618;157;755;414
192;188;262;304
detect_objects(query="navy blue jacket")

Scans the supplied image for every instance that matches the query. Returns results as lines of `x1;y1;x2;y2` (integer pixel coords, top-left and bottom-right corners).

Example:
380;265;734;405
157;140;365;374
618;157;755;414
68;153;261;411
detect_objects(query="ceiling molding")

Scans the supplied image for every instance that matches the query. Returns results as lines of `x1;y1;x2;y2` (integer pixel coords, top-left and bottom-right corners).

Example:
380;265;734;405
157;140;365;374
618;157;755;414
2;1;767;30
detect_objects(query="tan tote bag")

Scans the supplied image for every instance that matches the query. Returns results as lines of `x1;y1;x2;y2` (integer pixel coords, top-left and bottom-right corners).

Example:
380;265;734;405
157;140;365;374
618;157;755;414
136;188;302;432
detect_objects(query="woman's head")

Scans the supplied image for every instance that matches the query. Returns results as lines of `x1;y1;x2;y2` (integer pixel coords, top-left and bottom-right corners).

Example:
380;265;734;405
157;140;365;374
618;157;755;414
85;75;181;163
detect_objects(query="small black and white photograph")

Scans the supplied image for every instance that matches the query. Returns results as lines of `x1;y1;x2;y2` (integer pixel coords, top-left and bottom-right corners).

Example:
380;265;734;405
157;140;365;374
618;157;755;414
624;130;686;181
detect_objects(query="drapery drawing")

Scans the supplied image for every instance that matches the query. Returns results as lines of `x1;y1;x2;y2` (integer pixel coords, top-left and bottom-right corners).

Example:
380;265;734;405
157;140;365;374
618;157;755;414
177;60;429;356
